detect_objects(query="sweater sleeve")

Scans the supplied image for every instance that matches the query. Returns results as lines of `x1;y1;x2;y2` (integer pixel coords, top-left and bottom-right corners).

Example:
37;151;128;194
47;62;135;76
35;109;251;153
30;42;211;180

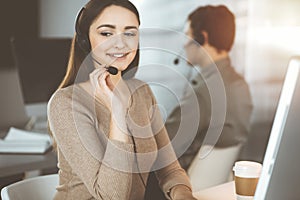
145;86;193;199
47;89;135;200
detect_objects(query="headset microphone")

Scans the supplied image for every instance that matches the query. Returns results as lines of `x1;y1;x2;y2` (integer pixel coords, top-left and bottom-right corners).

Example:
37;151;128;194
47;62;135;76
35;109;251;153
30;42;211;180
173;50;185;65
106;66;118;75
91;56;118;75
174;57;180;65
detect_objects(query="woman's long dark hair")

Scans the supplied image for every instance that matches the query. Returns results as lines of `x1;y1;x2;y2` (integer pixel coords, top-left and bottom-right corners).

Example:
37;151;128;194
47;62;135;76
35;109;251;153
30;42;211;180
59;0;140;89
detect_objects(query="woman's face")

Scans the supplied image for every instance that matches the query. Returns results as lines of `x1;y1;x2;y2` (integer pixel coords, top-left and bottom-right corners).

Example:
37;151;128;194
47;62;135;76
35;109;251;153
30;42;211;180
89;5;139;71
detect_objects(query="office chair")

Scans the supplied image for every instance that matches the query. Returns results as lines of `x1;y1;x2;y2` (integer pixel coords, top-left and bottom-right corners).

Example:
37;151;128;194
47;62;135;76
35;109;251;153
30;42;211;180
187;144;242;191
1;174;58;200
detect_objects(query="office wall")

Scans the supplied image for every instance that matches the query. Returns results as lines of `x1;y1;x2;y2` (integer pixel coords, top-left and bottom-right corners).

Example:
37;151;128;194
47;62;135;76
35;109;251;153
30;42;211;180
245;0;300;82
39;0;88;38
0;0;38;68
242;0;300;128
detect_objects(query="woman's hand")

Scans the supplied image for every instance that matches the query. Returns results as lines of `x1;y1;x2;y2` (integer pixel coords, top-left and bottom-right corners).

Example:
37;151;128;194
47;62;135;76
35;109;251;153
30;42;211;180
89;66;132;142
170;185;197;200
89;66;114;110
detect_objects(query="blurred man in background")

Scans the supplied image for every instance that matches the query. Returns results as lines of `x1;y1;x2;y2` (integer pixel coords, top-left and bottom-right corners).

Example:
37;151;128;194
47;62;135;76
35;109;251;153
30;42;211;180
166;5;253;170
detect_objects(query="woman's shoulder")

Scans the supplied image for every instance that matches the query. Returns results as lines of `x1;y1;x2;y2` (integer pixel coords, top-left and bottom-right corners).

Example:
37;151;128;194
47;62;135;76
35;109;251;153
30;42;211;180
126;78;153;95
126;77;146;86
47;85;76;111
49;85;73;101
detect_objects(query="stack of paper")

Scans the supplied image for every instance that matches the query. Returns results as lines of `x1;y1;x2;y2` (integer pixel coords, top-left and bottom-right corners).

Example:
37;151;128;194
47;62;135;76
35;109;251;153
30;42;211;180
0;127;52;154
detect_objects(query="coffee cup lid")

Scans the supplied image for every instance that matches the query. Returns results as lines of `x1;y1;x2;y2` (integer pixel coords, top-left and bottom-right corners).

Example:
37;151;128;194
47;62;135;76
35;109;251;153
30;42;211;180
233;161;262;178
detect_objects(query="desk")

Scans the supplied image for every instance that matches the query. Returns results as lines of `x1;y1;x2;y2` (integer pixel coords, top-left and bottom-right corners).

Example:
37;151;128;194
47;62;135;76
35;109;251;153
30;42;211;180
194;181;236;200
0;151;57;178
0;111;58;178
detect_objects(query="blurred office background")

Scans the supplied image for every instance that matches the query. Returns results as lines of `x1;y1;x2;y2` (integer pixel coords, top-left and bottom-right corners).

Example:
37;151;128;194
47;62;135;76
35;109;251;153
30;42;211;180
1;0;300;193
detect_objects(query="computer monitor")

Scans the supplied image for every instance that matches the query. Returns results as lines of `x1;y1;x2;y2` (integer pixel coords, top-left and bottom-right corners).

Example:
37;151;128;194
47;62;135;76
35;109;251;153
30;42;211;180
10;37;72;104
254;56;300;199
0;68;30;132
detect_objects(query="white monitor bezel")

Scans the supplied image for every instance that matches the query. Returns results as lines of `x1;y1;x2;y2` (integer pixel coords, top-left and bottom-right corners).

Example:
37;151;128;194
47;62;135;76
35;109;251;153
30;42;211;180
254;57;300;199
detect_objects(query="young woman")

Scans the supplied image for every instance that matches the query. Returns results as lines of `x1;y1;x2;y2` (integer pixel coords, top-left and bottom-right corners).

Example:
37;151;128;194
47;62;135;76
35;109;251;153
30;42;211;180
47;0;197;199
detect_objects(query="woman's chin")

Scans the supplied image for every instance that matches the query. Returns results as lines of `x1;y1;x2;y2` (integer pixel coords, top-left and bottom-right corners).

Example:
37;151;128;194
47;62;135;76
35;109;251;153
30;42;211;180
111;62;131;70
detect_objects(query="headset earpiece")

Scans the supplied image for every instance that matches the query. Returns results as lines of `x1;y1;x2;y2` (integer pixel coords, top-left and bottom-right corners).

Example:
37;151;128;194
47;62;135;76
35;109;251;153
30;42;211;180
194;32;205;46
75;7;90;54
76;36;90;54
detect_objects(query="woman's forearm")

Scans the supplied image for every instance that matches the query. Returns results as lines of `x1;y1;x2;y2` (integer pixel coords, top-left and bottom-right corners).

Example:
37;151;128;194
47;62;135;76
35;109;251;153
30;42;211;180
109;117;130;143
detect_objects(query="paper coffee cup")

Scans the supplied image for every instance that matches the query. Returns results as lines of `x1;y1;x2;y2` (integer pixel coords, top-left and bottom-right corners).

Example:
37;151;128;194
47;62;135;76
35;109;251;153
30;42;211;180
233;161;262;200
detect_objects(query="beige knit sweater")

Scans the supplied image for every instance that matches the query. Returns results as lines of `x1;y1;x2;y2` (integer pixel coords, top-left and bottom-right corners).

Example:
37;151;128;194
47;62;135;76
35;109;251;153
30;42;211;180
47;79;192;200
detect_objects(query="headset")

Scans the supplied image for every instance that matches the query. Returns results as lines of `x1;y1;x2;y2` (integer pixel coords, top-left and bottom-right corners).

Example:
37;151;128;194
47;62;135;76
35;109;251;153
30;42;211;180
75;7;91;54
194;32;205;46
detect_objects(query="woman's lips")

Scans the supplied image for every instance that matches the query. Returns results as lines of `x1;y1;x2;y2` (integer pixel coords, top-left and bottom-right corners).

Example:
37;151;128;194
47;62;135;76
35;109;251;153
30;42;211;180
107;52;130;59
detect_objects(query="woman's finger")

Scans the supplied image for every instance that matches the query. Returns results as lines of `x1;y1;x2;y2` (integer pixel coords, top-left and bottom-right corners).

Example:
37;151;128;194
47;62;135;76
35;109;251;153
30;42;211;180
98;69;111;94
89;67;106;90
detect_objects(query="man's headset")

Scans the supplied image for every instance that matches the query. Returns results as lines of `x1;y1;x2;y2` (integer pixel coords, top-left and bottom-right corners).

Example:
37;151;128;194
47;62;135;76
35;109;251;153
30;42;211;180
75;7;118;75
173;32;204;65
194;32;205;46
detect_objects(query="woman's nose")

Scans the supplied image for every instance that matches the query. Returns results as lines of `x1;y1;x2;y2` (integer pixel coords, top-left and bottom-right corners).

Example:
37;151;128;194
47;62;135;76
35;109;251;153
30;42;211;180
113;34;126;49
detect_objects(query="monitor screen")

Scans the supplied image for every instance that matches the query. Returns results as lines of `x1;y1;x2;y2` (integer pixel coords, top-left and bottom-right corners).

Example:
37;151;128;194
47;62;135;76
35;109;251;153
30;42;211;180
0;68;30;131
0;39;15;69
254;56;300;199
11;37;72;104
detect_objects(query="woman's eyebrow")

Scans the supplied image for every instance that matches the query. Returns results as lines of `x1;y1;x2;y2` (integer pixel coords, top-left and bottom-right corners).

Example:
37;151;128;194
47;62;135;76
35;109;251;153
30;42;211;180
97;24;138;30
97;24;115;29
124;26;138;30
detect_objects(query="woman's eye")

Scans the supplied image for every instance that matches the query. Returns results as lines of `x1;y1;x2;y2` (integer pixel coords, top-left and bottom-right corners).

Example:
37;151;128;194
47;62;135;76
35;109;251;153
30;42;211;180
124;32;136;37
100;32;113;37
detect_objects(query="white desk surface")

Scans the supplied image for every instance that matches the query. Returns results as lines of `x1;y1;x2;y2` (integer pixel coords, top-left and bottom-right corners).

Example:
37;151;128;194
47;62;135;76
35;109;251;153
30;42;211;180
194;181;236;200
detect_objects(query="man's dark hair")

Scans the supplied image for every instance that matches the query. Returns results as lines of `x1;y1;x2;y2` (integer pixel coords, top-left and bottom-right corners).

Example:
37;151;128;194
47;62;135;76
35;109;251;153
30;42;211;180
188;5;235;52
